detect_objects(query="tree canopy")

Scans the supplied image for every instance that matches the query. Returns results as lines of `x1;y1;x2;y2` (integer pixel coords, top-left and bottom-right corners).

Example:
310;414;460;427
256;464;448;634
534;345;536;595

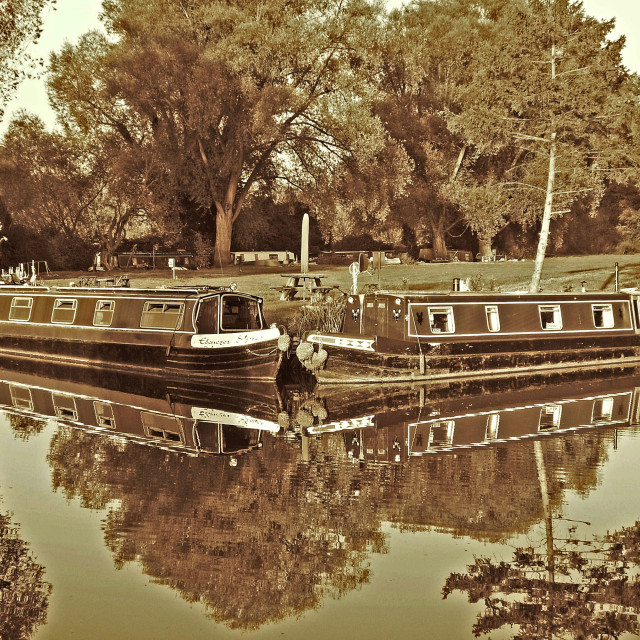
1;0;639;273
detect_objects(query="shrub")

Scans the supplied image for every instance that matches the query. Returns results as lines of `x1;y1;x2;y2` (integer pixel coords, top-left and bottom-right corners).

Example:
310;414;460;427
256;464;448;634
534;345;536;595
287;294;346;337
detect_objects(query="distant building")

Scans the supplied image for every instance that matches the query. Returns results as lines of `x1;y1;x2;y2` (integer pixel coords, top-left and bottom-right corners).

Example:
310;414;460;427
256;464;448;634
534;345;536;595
230;251;295;265
116;250;194;269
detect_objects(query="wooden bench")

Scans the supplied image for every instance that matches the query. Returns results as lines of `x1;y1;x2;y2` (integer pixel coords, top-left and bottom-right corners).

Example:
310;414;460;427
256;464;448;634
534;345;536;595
271;285;304;300
310;285;343;300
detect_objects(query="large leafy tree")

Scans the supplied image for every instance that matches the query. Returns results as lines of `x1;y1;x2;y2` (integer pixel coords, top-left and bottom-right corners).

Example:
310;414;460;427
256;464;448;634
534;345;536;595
452;0;635;290
373;0;481;258
0;111;150;267
48;0;389;265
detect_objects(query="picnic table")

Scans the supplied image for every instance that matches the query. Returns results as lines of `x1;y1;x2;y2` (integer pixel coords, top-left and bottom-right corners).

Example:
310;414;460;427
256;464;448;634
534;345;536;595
272;273;326;300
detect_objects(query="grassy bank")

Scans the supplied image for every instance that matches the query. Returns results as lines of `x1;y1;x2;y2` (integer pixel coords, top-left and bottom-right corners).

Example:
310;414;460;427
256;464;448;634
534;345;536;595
43;254;640;330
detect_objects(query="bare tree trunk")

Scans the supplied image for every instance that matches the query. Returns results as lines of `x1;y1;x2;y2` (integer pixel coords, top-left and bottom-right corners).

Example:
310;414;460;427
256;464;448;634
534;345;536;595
529;132;556;293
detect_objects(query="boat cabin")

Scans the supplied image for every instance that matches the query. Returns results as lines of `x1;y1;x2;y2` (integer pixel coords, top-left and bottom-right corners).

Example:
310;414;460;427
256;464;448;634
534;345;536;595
342;290;639;344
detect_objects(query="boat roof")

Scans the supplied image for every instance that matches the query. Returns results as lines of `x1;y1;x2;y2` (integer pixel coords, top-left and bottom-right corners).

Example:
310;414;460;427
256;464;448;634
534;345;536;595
369;289;636;299
0;284;260;298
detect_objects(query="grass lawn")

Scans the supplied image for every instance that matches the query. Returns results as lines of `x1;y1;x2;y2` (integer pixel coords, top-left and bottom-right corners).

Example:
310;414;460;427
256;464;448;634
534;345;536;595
43;254;640;329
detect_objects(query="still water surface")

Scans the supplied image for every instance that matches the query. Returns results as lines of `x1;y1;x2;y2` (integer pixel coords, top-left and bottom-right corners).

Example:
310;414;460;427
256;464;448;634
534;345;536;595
2;364;640;639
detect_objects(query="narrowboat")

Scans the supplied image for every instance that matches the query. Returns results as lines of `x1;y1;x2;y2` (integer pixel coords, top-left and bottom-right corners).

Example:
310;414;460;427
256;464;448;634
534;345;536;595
0;358;284;456
301;290;640;383
300;371;640;460
0;283;287;379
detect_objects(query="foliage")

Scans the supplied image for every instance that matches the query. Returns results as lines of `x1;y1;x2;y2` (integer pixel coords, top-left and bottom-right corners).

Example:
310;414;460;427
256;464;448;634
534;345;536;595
48;0;392;264
0;0;55;117
372;0;482;258
443;518;640;639
451;0;636;290
46;423;384;630
2;0;639;271
0;111;151;268
287;294;346;337
9;414;46;440
190;231;213;269
467;274;497;292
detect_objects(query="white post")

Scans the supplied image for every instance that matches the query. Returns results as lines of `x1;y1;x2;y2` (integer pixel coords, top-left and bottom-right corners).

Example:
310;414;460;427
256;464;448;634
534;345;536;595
349;262;360;294
301;213;309;275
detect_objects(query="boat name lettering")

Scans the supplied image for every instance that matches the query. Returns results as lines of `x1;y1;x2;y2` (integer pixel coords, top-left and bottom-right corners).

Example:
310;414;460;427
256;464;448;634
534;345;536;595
191;327;280;349
191;407;280;433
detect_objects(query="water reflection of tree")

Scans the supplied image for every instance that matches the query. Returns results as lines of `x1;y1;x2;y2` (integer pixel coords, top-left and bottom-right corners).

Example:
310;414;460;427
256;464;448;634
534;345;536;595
443;520;640;638
8;414;46;441
0;512;52;639
382;429;609;542
47;426;387;630
443;436;638;639
45;420;614;630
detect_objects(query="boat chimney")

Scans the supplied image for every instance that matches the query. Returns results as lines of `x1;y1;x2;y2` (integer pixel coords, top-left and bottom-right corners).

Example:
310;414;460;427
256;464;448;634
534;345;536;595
615;262;619;292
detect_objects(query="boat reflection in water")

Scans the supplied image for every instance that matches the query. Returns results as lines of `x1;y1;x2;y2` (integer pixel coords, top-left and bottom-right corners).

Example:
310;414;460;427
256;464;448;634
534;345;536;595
6;363;640;637
302;370;640;462
0;358;283;458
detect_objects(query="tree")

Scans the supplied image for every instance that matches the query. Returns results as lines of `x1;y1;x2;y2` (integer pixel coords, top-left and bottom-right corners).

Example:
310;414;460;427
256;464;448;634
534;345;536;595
0;111;151;268
48;0;390;265
0;0;55;118
373;1;483;258
1;112;106;239
453;0;633;291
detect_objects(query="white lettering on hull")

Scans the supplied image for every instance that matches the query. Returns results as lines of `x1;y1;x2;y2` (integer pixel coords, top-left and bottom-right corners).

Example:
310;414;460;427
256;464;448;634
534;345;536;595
306;333;375;352
191;408;281;433
191;327;280;349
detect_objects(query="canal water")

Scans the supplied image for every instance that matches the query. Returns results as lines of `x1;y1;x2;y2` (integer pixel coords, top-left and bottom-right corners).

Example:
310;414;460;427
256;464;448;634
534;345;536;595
2;363;640;639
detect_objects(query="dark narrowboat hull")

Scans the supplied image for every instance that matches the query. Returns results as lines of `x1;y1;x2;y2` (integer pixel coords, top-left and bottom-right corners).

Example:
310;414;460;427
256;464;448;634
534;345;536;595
166;341;284;380
306;332;640;383
0;285;284;380
303;290;640;384
303;370;640;460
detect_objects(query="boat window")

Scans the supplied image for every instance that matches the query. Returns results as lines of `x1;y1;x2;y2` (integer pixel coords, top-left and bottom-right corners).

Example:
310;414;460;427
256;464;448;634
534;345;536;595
93;402;116;429
51;298;78;324
592;397;614;424
141;412;183;443
196;297;219;334
485;413;500;440
220;425;259;453
140;301;185;330
428;420;455;449
9;385;33;410
539;404;561;431
485;305;500;332
221;295;262;331
539;305;562;330
94;300;115;327
9;297;33;322
52;394;78;421
592;303;614;329
428;307;455;334
194;422;221;453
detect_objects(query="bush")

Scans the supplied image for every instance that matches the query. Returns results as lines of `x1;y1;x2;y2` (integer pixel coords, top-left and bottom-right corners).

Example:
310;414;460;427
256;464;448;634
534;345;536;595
192;232;214;268
287;294;346;337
